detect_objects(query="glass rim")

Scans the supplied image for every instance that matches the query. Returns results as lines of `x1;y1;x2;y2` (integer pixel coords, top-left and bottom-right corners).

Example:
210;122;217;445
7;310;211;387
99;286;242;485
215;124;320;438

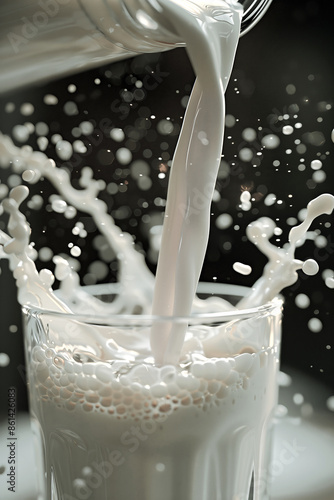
21;282;283;325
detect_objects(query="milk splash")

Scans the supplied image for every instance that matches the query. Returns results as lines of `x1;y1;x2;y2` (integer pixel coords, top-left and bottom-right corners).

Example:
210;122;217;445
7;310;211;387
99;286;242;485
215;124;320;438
0;131;333;361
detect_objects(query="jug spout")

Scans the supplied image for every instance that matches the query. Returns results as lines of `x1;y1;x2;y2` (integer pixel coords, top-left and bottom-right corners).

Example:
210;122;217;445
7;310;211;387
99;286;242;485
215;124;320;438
0;0;272;94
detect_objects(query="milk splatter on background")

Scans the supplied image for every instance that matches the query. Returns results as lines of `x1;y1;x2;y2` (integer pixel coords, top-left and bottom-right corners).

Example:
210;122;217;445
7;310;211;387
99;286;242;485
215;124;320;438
0;0;333;415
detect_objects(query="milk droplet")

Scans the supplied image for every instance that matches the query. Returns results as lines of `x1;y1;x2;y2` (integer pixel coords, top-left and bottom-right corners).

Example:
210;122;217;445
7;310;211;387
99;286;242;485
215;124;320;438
155;463;165;472
35;122;49;136
327;396;334;412
300;403;313;418
325;276;334;289
73;140;87;154
5;102;15;113
225;114;236;128
116;148;132;165
110;128;125;142
39;247;54;262
20;102;34;116
286;84;296;95
70;246;81;257
240;191;251;203
0;184;9;199
311;159;322;170
80;121;94;136
63;101;78;116
278;371;292;387
238;147;253;162
293;393;304;405
261;134;280;149
308;318;322;333
157;119;174;135
52;199;67;213
22;170;36;182
65;206;77;219
12;124;30;142
312;170;326;183
233;262;252;275
264;193;276;206
0;353;10;367
315;235;327;248
295;293;310;309
44;94;58;105
215;213;233;229
51;134;62;144
282;125;294;135
37;137;49;151
302;259;319;276
55;140;73;161
68;84;76;93
241;128;257;142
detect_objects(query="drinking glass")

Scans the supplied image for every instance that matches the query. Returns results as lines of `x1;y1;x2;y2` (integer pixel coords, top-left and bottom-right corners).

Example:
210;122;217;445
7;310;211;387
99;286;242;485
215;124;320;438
22;282;282;500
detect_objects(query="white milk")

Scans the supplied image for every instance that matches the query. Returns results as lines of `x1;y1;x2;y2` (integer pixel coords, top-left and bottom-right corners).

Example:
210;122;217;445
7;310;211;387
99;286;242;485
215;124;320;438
0;0;333;499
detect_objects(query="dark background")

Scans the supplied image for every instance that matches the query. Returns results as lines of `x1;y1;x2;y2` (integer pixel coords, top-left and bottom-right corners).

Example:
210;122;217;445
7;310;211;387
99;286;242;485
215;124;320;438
0;0;333;415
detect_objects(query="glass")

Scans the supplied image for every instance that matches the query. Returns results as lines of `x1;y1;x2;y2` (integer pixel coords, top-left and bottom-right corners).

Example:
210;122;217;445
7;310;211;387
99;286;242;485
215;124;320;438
22;282;282;500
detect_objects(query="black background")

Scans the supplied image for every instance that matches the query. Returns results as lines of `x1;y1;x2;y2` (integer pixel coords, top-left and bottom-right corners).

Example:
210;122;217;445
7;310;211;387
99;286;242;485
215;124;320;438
0;0;333;415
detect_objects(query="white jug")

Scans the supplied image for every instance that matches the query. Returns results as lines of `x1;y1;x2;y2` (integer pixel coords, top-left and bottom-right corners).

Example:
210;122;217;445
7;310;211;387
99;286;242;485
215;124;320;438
0;0;271;93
